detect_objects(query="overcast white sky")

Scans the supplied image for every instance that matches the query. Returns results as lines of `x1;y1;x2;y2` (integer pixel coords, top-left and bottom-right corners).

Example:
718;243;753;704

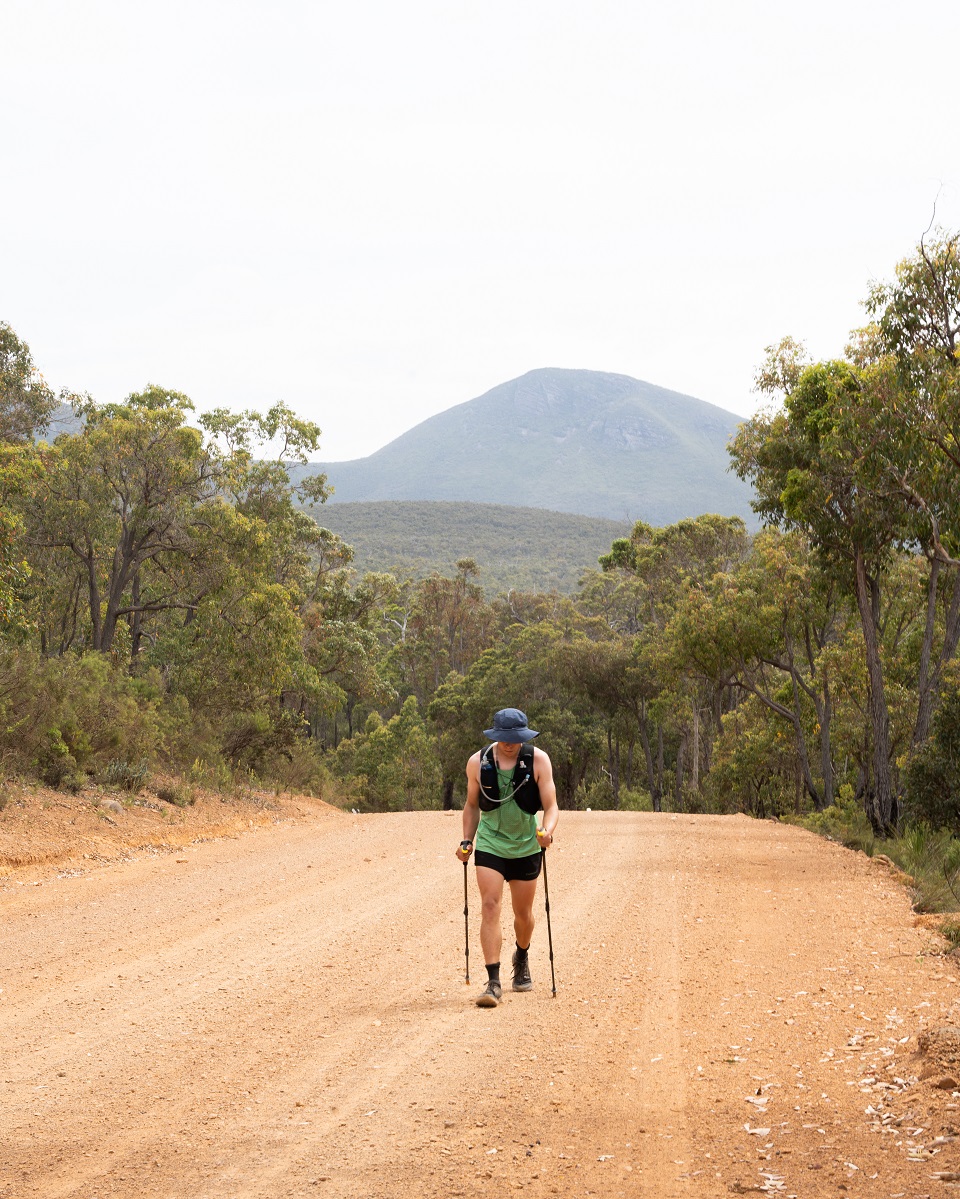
3;0;958;461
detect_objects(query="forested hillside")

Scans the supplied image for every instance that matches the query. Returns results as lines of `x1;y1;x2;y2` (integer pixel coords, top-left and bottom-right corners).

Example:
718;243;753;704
308;501;630;594
2;230;960;867
303;368;757;526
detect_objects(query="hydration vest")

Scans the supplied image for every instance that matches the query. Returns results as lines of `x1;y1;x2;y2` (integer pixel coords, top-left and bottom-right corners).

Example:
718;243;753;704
478;744;542;816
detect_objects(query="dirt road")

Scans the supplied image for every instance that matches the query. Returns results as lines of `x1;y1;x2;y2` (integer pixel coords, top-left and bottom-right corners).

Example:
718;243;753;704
2;808;959;1198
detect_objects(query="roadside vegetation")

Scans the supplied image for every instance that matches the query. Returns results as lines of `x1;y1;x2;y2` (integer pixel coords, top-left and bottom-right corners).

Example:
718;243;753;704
298;499;631;595
2;230;960;908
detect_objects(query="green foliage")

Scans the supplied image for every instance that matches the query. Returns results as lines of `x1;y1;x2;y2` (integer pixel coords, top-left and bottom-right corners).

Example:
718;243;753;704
730;231;960;836
884;824;960;914
0;322;58;443
938;917;960;951
34;726;86;792
791;786;877;855
103;758;150;793
617;788;654;812
220;709;307;772
333;696;441;811
0;648;163;789
263;741;331;798
155;779;196;807
1;234;959;836
0;505;30;637
309;501;632;595
903;677;960;829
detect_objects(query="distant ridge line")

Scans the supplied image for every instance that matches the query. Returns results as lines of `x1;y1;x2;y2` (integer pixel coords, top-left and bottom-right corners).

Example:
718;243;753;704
300;367;756;527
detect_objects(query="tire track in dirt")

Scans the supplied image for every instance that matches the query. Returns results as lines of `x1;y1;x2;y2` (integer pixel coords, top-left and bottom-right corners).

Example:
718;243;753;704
2;811;959;1198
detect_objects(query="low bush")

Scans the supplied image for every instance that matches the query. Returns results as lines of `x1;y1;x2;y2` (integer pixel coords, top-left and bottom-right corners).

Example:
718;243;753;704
886;824;960;913
154;780;196;807
788;786;876;855
102;758;150;793
618;787;654;812
0;649;163;789
791;789;960;914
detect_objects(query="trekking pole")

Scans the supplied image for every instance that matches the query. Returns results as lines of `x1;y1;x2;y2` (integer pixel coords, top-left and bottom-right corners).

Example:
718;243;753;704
541;848;557;997
463;859;470;984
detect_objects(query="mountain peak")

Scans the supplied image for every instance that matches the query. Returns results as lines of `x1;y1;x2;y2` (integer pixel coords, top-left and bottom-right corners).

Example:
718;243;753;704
311;368;754;526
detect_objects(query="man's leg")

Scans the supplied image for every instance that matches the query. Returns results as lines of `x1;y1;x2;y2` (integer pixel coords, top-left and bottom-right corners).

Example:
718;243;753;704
508;878;538;949
476;865;506;965
475;865;506;1007
508;877;538;991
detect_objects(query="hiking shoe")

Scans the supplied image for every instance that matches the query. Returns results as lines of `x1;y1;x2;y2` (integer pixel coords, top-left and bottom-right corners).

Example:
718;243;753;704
475;980;502;1007
512;950;533;992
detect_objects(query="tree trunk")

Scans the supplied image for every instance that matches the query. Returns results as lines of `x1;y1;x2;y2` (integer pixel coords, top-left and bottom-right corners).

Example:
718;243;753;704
854;549;898;834
607;727;620;809
441;778;455;811
85;546;103;651
129;572;143;661
674;735;686;811
914;564;960;747
638;705;659;809
819;681;833;810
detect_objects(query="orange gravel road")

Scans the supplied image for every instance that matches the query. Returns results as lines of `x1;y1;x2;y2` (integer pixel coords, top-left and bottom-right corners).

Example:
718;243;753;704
2;810;959;1198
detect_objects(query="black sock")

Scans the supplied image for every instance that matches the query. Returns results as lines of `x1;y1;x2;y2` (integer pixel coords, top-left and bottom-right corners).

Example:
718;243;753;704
486;962;500;984
515;942;529;958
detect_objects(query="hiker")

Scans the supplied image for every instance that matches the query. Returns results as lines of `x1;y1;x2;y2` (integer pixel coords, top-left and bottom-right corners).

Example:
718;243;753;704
456;708;558;1007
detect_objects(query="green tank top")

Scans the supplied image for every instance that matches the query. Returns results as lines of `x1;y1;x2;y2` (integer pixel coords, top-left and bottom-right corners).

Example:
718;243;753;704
476;764;540;859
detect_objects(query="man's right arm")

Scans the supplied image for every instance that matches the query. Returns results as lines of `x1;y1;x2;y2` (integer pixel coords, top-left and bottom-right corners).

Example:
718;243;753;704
457;753;481;860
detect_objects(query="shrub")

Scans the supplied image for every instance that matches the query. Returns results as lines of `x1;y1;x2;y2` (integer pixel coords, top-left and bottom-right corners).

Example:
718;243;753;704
1;648;163;785
791;785;876;855
938;917;960;951
332;697;442;811
576;776;616;810
155;780;196;807
35;727;85;792
262;740;330;798
220;709;306;772
102;758;150;793
618;787;654;812
903;682;960;832
888;823;960;913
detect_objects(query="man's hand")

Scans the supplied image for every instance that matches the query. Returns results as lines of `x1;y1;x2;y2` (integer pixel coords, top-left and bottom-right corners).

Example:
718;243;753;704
456;839;473;862
536;827;554;848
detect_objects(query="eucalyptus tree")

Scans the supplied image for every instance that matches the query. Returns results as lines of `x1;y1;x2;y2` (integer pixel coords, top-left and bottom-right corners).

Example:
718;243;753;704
428;608;603;810
334;695;442;812
387;559;497;707
861;230;960;747
585;513;750;807
0;444;37;636
730;354;910;832
0;322;58;444
20;387;219;655
730;232;960;834
673;531;847;810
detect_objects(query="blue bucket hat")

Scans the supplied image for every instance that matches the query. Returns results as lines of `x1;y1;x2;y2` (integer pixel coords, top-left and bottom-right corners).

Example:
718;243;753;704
483;708;539;743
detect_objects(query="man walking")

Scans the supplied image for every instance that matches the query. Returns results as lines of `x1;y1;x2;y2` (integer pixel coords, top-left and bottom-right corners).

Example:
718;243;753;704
456;708;558;1007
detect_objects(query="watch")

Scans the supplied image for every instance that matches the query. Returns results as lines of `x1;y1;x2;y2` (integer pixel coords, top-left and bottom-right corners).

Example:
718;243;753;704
460;840;473;850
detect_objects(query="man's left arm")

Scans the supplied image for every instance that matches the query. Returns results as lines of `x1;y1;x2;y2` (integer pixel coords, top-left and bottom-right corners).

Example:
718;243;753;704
534;747;558;847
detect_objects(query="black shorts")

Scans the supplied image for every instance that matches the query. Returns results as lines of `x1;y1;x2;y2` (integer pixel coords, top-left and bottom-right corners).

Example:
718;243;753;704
474;849;542;882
